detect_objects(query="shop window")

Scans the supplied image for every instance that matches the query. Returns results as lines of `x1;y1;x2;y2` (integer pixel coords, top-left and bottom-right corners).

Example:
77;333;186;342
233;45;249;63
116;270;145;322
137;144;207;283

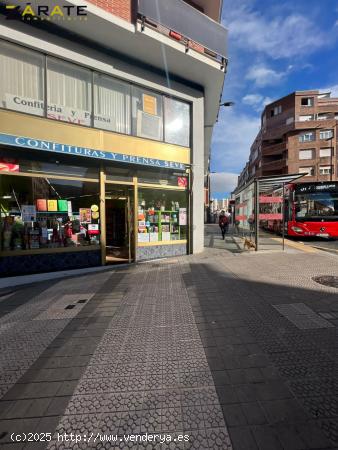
164;97;190;147
0;175;100;252
132;87;163;141
137;168;188;187
0;40;45;117
47;57;92;126
0;148;99;179
137;189;188;243
94;73;131;134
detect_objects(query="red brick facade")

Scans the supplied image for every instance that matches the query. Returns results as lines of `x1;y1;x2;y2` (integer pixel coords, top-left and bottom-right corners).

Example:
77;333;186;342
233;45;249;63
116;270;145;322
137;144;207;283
86;0;132;22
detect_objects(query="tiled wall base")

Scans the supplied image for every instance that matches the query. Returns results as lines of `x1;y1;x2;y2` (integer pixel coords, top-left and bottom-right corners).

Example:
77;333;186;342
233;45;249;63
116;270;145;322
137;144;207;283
0;250;101;277
137;244;187;261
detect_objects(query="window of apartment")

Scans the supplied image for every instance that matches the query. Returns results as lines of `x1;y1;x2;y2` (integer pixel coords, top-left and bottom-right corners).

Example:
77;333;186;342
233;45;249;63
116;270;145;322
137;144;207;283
317;113;329;120
270;105;282;117
319;166;333;175
93;73;131;134
0;40;44;117
299;167;314;176
301;97;314;106
320;130;334;140
299;115;314;122
320;148;333;158
164;97;190;147
286;117;294;125
132;86;163;141
299;132;315;143
47;57;92;126
299;149;314;160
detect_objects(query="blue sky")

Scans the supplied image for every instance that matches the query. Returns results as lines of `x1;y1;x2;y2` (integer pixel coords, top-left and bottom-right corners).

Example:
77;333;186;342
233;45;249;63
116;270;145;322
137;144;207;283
210;0;338;198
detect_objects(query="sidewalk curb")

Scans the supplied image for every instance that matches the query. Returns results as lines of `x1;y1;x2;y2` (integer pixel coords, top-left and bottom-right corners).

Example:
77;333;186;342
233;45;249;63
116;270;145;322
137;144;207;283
0;263;132;290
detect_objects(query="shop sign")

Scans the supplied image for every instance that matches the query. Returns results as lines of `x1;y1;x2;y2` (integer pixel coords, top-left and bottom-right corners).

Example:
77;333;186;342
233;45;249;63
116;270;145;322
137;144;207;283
0;133;187;171
22;205;36;222
5;94;109;127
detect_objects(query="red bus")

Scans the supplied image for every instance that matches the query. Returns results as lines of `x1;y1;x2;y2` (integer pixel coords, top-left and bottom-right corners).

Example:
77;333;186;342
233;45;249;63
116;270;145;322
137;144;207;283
261;182;338;238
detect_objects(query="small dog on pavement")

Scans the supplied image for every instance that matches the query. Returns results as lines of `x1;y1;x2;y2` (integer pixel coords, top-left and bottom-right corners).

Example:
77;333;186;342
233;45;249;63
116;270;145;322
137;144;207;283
243;238;256;250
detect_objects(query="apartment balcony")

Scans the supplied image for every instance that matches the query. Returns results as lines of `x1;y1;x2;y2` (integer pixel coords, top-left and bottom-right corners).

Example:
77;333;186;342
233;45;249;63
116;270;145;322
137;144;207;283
138;0;227;64
261;158;287;171
261;142;286;156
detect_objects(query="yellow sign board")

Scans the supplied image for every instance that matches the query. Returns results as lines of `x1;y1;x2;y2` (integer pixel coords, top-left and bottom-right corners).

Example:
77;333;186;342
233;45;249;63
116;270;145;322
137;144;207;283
143;94;157;115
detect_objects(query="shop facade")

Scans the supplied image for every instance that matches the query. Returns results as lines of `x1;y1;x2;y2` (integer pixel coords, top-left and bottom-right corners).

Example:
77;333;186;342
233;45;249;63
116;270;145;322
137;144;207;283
0;38;192;276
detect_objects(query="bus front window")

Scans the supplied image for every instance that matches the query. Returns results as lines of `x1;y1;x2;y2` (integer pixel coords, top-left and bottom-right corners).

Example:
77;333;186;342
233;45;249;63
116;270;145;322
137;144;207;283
295;192;338;220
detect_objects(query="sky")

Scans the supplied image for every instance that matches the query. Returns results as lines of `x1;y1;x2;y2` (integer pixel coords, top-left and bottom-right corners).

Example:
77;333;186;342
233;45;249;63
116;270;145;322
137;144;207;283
210;0;338;199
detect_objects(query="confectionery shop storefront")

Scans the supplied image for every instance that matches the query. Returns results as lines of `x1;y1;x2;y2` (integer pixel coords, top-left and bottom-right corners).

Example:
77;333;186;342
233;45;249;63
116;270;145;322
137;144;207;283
0;137;190;276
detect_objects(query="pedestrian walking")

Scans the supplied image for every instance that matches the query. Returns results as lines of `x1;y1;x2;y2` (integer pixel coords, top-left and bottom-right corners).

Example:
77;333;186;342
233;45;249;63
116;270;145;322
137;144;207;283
218;210;229;239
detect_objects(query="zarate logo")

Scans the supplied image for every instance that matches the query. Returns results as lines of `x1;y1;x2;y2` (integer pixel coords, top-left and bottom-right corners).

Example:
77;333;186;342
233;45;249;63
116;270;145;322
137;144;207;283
4;1;87;20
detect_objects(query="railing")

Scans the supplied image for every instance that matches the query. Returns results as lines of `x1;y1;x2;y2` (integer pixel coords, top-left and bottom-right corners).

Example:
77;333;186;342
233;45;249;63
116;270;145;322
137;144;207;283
138;0;228;61
261;142;286;156
261;159;287;170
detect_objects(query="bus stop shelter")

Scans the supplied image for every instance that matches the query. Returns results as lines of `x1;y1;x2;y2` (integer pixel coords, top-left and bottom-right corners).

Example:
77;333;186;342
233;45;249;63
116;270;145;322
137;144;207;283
233;173;304;251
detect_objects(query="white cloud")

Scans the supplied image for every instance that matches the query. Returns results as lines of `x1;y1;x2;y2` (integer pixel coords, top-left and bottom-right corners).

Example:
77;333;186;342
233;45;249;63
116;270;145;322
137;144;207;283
210;172;238;195
246;65;285;87
222;4;331;59
242;94;274;112
211;108;260;174
242;94;263;106
320;84;338;97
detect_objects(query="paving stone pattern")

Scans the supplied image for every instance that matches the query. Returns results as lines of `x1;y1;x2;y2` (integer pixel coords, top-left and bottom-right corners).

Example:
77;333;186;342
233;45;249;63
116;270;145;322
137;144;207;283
0;273;110;399
46;262;232;450
181;244;338;449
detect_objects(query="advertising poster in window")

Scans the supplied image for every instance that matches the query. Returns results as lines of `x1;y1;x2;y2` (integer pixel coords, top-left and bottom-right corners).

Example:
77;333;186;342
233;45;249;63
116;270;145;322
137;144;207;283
177;177;188;187
22;205;36;222
143;94;157;115
79;208;92;223
179;208;187;225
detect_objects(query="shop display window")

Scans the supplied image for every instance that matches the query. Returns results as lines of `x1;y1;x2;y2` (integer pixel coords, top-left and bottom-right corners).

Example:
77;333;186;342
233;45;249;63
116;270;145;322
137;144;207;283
0;175;100;252
136;168;188;187
137;189;188;243
0;148;99;179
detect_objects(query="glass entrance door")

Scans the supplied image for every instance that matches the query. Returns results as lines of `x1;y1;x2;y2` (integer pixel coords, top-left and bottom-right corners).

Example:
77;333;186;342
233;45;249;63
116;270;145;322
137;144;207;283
105;185;134;264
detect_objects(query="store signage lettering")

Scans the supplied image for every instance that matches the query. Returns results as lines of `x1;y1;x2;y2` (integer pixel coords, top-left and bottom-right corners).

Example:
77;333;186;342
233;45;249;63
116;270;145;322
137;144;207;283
5;95;111;126
0;133;187;171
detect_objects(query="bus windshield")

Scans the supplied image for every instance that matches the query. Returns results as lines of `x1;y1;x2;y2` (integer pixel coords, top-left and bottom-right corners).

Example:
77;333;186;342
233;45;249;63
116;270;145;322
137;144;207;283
295;192;338;220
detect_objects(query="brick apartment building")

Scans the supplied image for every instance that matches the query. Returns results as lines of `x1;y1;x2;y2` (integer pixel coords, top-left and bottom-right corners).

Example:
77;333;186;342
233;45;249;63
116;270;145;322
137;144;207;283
0;0;227;274
237;90;338;188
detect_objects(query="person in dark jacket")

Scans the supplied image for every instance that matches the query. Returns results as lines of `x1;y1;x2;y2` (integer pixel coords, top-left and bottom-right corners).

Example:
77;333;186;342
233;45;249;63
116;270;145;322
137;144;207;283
218;210;229;239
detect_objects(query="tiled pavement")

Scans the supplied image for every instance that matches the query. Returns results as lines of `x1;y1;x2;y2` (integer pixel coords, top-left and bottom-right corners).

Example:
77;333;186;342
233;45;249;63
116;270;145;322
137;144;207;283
0;238;338;449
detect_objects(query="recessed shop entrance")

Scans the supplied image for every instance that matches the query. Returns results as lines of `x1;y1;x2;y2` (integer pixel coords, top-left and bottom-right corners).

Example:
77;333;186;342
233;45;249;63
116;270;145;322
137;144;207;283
105;185;134;264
